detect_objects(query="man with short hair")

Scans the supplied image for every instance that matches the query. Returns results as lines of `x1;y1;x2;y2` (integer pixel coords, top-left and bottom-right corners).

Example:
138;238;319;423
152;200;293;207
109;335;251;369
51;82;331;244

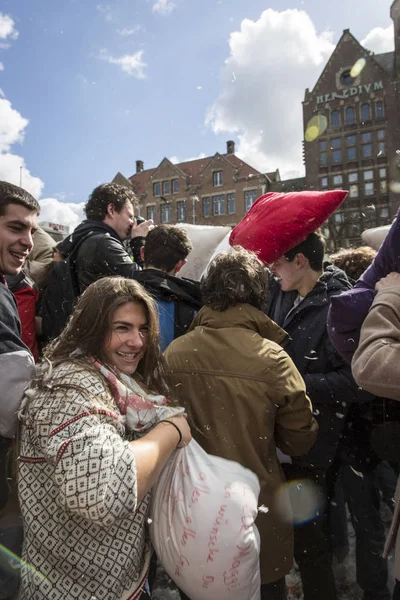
268;231;389;600
57;183;153;292
0;181;38;598
133;225;202;350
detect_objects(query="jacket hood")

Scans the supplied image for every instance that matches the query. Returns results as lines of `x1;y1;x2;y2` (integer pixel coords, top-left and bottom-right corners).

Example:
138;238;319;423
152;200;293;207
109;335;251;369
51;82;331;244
319;263;352;294
191;303;288;346
57;220;119;258
134;269;202;308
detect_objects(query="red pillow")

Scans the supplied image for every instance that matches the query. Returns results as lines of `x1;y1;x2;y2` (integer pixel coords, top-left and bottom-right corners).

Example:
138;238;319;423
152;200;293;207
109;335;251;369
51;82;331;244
229;190;348;264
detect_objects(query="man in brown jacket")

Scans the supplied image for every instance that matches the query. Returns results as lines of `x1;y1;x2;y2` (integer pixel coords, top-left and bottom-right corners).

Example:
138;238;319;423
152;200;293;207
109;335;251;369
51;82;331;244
164;247;318;600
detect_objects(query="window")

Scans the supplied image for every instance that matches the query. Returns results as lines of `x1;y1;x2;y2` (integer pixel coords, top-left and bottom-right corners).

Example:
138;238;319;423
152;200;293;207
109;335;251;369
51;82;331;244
147;205;156;222
172;179;179;194
331;110;340;128
362;144;372;158
378;141;386;156
319;140;327;151
213;171;223;187
162;181;170;195
321;177;328;188
203;197;211;218
320;152;328;166
377;130;385;141
365;182;374;196
176;200;186;222
379;207;389;218
348;172;358;183
349;185;358;198
213;194;225;216
380;180;387;193
361;132;372;143
379;168;387;179
363;170;374;181
334;212;345;224
345;107;355;125
376;100;385;119
331;138;341;149
333;174;343;185
227;192;236;214
161;202;172;223
153;182;161;196
361;103;371;121
332;149;342;164
346;135;356;146
340;69;356;86
347;147;357;161
244;190;257;212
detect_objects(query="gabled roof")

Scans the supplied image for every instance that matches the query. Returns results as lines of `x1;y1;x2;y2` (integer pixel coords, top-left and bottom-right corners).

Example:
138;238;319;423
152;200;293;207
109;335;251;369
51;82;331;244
127;152;262;195
374;51;395;74
112;171;134;189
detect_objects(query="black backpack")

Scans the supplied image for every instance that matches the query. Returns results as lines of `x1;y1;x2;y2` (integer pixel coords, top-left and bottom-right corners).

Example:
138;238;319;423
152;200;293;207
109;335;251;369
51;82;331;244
40;233;96;341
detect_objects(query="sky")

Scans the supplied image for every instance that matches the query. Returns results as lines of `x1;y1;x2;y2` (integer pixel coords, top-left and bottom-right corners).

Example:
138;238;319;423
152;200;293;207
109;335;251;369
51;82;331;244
0;0;396;229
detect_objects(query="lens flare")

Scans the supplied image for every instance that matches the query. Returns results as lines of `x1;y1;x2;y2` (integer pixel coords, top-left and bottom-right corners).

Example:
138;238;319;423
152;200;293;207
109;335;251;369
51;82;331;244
390;181;400;193
0;544;49;587
304;115;328;142
275;479;324;525
350;58;367;78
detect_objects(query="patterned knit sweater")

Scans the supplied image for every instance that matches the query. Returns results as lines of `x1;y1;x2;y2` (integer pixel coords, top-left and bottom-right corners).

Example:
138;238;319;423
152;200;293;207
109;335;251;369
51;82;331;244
18;362;151;600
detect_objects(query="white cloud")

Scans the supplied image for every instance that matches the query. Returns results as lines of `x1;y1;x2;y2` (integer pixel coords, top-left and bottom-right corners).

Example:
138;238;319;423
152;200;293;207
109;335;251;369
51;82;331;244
96;4;113;22
205;8;335;178
169;152;207;164
99;49;147;78
38;198;85;231
361;24;394;54
0;62;3;71
116;25;143;36
0;152;44;198
152;0;176;16
0;97;29;152
0;13;18;40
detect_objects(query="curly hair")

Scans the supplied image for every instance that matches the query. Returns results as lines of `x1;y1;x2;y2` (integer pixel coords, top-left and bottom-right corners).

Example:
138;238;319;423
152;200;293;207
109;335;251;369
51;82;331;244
202;246;269;312
330;246;376;281
85;183;138;221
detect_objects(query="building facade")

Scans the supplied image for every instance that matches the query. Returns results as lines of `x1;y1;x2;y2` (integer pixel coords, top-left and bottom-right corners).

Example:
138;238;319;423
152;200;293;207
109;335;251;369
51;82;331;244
304;0;400;251
121;142;287;228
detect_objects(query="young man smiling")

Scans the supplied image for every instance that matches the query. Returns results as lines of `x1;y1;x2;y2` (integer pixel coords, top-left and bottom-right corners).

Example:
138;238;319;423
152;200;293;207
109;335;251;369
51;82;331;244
0;181;38;599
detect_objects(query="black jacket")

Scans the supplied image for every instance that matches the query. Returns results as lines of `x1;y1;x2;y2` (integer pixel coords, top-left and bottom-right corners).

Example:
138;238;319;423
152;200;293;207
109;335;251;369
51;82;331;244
267;265;370;469
57;220;143;292
133;269;202;340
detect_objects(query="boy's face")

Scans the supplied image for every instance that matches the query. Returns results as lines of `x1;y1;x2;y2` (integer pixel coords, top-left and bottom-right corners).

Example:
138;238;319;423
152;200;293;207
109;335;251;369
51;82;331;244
0;203;37;275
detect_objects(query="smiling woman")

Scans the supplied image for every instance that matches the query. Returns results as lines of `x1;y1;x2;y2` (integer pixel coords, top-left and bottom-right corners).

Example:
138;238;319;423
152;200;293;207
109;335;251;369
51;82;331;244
17;276;191;600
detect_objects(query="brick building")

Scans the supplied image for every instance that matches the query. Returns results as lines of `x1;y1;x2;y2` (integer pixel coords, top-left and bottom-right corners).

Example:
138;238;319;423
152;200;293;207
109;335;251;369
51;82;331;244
304;0;400;251
117;141;289;227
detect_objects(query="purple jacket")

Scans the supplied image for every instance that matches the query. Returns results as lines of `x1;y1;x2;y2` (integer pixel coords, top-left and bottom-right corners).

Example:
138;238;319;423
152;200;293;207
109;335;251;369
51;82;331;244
327;211;400;363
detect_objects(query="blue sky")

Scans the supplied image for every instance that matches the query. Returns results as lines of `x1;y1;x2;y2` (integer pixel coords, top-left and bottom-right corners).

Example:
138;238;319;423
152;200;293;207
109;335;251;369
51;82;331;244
0;0;395;226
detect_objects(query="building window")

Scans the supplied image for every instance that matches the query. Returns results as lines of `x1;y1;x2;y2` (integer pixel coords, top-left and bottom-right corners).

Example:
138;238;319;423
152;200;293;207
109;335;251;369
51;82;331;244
340;69;356;86
333;174;343;185
244;190;257;212
321;177;328;188
361;103;371;122
176;200;186;222
153;182;161;197
172;179;179;194
334;212;345;224
332;149;342;164
348;172;358;183
376;100;385;119
379;206;389;218
213;171;223;187
362;144;372;158
347;147;357;161
331;110;341;128
147;205;156;222
320;152;327;165
345;107;355;125
365;182;374;196
377;129;385;141
349;185;359;198
161;202;172;223
331;138;341;149
363;170;374;181
361;132;372;143
380;180;388;194
162;181;170;195
379;168;387;179
378;141;386;156
319;140;327;151
227;192;236;214
213;194;225;216
203;197;211;218
346;135;356;146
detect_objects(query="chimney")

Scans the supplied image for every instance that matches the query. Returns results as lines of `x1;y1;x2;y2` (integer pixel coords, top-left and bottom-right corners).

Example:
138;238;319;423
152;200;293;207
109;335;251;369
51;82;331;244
391;0;400;78
226;140;235;155
136;160;144;173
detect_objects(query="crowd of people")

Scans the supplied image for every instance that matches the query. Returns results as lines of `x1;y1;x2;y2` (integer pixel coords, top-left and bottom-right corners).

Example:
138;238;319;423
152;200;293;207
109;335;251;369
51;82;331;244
0;179;400;600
